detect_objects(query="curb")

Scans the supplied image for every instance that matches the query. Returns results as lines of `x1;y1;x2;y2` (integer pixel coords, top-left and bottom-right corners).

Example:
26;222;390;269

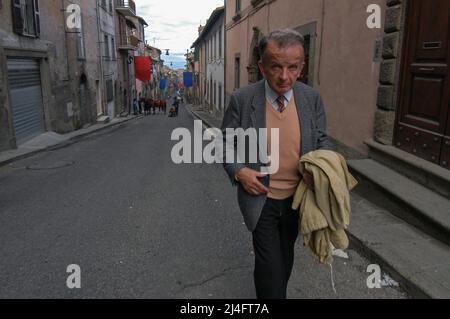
0;115;144;168
347;232;425;299
185;104;221;129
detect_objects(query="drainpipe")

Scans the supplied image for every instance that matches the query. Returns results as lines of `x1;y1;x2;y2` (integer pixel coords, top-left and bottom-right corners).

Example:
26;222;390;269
61;0;71;82
61;0;76;129
96;0;106;117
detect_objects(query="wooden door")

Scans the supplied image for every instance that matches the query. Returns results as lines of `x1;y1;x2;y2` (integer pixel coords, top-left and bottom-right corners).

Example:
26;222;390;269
395;0;450;169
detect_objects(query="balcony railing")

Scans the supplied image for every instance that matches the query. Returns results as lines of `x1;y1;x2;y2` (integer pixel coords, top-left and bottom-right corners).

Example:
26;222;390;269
118;34;139;51
115;0;136;17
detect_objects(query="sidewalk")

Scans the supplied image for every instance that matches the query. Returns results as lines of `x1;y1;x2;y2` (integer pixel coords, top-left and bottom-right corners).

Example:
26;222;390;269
0;115;143;167
185;104;223;128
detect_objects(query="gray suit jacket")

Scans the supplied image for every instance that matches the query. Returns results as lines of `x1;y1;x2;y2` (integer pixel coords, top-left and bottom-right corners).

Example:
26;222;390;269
221;80;334;232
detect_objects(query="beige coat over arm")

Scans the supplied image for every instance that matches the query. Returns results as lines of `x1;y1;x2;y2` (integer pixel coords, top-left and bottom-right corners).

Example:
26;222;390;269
292;150;358;264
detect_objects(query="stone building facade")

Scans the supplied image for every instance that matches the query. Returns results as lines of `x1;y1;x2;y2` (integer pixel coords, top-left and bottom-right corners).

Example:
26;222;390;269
145;45;164;100
98;0;119;119
372;0;450;183
185;51;195;103
191;26;207;108
225;0;386;156
114;0;139;115
130;15;148;101
0;0;104;151
225;0;450;173
192;7;225;117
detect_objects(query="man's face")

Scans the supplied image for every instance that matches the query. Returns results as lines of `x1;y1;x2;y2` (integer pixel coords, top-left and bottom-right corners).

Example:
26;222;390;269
258;41;305;95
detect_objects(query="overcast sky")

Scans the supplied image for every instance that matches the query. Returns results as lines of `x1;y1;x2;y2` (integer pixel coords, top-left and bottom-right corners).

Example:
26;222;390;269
136;0;225;65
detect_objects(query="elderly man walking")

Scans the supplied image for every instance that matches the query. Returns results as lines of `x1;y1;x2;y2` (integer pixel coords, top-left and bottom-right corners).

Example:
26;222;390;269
221;29;334;299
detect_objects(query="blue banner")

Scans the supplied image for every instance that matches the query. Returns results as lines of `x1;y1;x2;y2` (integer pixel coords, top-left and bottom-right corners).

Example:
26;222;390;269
183;72;193;88
159;79;167;90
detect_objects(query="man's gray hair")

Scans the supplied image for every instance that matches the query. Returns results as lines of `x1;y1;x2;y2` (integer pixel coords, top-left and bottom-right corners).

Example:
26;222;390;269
259;29;305;62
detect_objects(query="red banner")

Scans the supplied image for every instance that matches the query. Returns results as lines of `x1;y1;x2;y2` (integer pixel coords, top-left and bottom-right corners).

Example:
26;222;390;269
135;56;152;81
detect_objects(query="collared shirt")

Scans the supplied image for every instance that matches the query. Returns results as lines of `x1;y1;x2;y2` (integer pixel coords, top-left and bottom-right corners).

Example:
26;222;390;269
265;81;294;111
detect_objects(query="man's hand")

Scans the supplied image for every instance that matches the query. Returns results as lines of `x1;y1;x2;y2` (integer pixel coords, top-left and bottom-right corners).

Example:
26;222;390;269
302;170;315;191
236;167;269;196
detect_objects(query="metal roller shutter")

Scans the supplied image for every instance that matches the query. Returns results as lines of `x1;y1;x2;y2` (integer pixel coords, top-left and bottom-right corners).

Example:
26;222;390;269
7;58;45;145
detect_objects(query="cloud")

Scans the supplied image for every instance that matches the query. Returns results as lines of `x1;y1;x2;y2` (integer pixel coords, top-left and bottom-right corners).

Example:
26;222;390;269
136;0;224;68
158;21;200;29
136;0;224;52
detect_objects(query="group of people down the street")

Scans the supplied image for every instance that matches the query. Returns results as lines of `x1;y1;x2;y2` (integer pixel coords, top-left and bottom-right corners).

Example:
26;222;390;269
133;94;182;117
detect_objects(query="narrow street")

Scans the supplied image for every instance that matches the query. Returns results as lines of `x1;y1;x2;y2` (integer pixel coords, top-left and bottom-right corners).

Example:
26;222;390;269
0;103;406;299
1;0;449;302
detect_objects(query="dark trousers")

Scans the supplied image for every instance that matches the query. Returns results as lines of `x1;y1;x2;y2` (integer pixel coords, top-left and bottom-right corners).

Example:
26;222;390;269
252;196;299;299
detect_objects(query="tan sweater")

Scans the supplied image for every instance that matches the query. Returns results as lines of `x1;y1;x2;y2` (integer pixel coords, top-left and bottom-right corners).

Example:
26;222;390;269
266;97;302;200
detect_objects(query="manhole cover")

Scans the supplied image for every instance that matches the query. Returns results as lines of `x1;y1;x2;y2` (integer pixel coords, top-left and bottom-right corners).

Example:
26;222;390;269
27;160;75;170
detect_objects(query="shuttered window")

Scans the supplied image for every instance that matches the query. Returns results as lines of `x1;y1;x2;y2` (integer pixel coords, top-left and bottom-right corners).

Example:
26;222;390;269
12;0;24;34
219;83;222;111
219;29;222;58
12;0;40;37
111;37;116;59
104;34;110;58
76;15;86;60
236;0;241;13
34;0;40;36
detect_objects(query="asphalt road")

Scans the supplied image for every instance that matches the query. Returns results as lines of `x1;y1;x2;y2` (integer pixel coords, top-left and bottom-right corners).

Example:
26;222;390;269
0;101;407;299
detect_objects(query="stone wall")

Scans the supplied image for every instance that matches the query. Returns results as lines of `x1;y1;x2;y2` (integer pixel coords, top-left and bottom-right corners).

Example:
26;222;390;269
374;0;407;145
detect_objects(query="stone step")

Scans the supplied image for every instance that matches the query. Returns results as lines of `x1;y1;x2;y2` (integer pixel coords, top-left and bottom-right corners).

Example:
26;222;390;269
349;192;450;298
348;159;450;247
365;139;450;199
